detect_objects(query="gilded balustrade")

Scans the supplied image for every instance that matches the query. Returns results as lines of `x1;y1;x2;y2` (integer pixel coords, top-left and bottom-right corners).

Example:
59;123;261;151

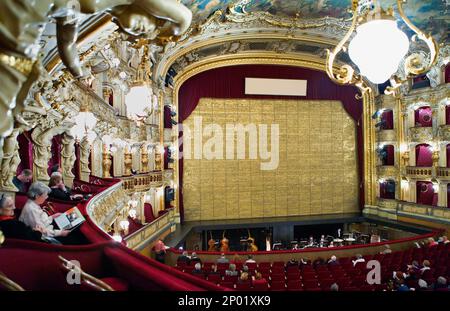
405;166;433;179
120;171;164;193
436;167;450;180
398;202;450;223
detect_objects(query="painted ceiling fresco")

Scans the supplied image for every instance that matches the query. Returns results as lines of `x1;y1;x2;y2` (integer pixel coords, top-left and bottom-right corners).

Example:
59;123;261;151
181;0;449;42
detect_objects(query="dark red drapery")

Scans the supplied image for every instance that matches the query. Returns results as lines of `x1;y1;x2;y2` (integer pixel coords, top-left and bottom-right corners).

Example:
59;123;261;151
17;131;33;174
164;105;172;129
416;181;436;206
445;63;450;83
72;143;81;180
414;106;432;127
177;65;364;223
383;145;395;166
381;110;393;130
447;145;450;168
415;144;432;167
446;106;450;125
47;134;62;176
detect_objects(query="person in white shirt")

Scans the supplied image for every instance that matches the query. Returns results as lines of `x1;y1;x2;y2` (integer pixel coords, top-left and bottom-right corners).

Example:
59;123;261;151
19;182;70;243
245;255;256;263
352;254;366;267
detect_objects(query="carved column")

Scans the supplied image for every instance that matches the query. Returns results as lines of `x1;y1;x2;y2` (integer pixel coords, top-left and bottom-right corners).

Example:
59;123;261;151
124;146;132;176
61;132;76;188
102;144;112;178
0;128;21;192
79;136;91;182
141;145;149;173
438;182;447;208
32;125;59;183
409;180;417;203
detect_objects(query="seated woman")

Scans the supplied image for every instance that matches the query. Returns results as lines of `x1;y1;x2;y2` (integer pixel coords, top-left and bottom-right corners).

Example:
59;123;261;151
19;182;84;245
0;194;44;242
48;174;83;201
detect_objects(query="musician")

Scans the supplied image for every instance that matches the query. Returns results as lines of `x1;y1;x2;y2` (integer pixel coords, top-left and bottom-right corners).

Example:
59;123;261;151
308;236;315;246
292;243;299;250
247;229;258;252
319;235;326;248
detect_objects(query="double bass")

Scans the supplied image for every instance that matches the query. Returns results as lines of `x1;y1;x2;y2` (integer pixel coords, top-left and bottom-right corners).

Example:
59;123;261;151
247;229;258;252
208;231;216;251
220;231;229;252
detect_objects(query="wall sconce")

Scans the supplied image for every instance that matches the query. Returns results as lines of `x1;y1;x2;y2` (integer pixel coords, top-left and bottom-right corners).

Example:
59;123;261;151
326;0;438;94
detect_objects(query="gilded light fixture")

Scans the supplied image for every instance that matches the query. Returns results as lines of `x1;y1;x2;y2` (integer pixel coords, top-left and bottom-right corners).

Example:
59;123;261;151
326;0;438;93
125;45;155;123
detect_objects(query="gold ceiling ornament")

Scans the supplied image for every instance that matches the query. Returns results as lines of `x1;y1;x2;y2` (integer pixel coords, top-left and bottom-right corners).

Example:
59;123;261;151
326;0;439;96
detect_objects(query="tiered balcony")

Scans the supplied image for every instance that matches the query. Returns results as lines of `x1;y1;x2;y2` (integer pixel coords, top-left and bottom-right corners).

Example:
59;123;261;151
120;171;164;193
376;165;398;178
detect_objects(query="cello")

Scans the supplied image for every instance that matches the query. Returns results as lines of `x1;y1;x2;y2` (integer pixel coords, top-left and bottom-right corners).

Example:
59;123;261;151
247;229;258;252
220;230;229;252
208;231;216;251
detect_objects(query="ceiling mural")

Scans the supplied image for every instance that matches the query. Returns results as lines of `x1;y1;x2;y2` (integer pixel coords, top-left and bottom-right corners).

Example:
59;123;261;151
182;0;449;42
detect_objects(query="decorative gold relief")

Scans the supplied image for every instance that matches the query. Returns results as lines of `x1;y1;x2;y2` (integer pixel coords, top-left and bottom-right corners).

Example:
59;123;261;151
377;166;399;178
124;148;132;176
409;126;433;142
182;98;358;221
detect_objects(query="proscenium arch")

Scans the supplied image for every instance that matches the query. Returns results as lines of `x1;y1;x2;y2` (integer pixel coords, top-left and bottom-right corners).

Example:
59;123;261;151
171;53;377;221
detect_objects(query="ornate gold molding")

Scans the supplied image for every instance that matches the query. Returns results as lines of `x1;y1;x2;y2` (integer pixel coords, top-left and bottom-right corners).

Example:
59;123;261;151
409;126;433;142
377;198;398;210
377;130;397;142
377;166;399;178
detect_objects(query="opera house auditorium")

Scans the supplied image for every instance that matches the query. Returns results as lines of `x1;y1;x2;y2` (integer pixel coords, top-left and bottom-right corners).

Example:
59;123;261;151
0;0;449;295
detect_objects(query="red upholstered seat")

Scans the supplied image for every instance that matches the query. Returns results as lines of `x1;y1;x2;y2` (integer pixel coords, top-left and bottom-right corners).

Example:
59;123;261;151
287;280;303;291
236;282;251;291
269;280;286;291
207;274;221;284
101;277;130;291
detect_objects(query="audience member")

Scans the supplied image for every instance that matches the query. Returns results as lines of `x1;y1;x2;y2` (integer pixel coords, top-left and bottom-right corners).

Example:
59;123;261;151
0;194;43;242
48;174;83;201
216;253;229;264
417;279;430;291
352;254;365;267
381;244;392;254
19;182;71;244
191;263;203;275
154;239;167;264
12;169;32;193
231;253;242;264
434;276;449;292
177;251;191;265
190;252;202;265
237;272;249;284
252;272;268;288
420;260;431;275
330;283;339;291
427;237;438;247
245;255;256;263
328;255;339;265
225;264;238;276
287;258;299;267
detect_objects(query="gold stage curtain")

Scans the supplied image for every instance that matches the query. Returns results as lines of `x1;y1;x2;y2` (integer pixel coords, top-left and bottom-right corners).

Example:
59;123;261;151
182;98;358;221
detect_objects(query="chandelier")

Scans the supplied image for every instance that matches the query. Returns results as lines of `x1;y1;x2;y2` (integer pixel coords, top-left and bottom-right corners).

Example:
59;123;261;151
326;0;438;93
70;101;98;142
125;45;155;123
